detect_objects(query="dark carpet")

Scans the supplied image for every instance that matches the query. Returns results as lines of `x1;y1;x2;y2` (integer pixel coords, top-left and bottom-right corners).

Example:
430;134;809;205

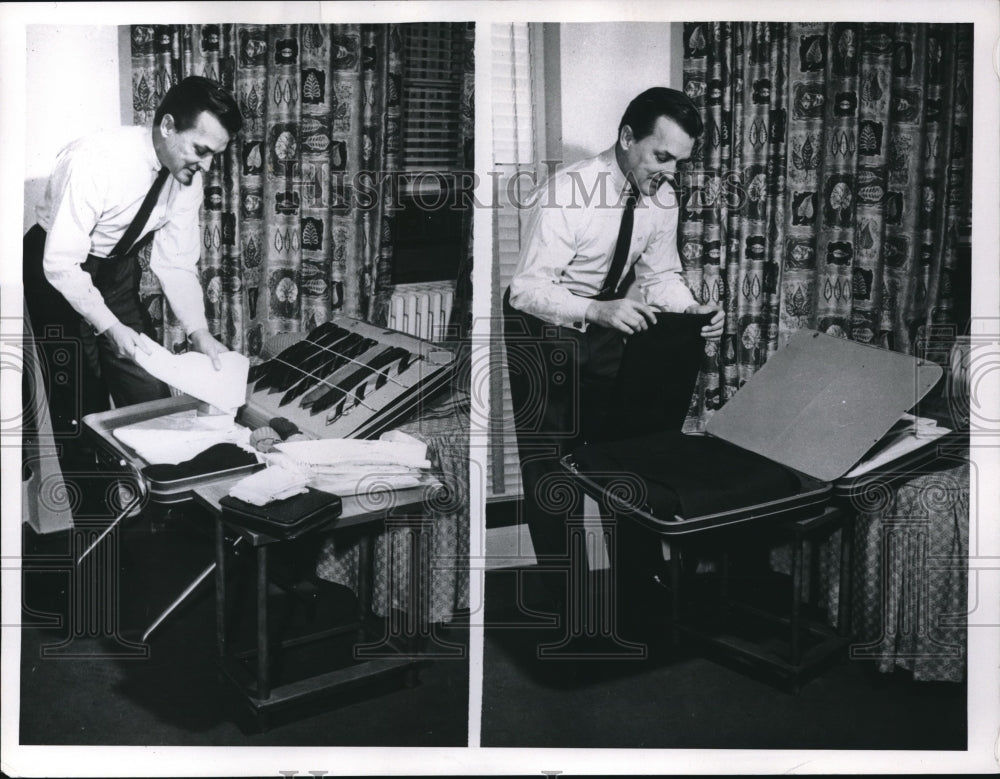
17;495;469;746
480;566;967;750
17;495;966;751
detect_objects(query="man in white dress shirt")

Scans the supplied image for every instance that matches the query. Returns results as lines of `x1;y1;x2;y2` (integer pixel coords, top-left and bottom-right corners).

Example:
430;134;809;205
504;87;724;634
24;76;242;463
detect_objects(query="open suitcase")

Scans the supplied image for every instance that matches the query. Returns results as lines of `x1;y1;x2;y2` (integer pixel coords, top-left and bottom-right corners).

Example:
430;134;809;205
562;329;947;535
83;314;457;507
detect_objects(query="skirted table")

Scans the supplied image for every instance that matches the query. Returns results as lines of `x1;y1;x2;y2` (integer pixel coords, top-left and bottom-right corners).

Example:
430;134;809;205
769;457;970;683
256;331;470;628
313;390;470;627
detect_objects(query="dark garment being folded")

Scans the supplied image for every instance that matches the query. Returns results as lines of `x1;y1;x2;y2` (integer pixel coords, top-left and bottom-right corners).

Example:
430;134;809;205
570;431;803;520
142;443;259;484
609;311;713;439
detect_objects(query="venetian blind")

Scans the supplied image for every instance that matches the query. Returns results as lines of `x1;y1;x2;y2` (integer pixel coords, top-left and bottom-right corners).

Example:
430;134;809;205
402;23;465;173
488;22;537;500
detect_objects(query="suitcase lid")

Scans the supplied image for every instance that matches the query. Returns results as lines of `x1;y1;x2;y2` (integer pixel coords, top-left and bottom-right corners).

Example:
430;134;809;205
705;329;943;482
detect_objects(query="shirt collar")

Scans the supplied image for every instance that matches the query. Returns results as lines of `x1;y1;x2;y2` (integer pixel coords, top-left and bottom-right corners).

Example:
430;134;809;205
141;129;162;174
599;144;635;200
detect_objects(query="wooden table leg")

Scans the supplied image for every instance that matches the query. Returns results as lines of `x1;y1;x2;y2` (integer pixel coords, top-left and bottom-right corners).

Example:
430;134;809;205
357;533;373;639
790;532;804;667
256;545;270;700
670;545;681;647
837;512;853;636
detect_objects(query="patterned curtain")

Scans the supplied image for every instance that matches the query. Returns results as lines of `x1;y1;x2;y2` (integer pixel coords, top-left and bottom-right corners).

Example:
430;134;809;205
680;23;972;423
129;24;404;360
448;23;476;341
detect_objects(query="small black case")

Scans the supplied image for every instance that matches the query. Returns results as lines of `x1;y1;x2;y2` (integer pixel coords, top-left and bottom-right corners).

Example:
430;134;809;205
219;487;343;540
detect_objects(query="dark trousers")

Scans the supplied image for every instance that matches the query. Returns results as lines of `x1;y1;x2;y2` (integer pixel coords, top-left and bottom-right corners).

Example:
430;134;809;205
22;225;170;461
503;289;710;619
502;290;665;606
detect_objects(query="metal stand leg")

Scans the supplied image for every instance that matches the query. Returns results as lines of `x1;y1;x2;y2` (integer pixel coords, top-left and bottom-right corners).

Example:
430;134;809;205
215;520;227;660
76;489;143;564
142;536;244;642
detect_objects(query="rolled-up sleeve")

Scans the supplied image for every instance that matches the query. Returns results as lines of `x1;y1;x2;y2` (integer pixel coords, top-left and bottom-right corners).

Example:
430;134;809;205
41;153;121;334
633;198;697;313
149;180;209;336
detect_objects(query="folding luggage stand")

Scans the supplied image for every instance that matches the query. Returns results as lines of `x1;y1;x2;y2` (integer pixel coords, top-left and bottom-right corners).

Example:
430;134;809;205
563;330;949;688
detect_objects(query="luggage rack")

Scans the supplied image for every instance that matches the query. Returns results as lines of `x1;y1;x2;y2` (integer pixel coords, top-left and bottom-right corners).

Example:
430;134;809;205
78;315;457;641
560;330;948;689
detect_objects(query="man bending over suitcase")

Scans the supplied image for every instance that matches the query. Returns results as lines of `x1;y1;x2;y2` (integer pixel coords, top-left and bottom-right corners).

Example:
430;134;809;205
24;76;243;468
503;87;723;642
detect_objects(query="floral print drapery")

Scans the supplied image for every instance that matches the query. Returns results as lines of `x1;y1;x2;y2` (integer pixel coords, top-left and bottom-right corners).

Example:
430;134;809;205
130;23;405;359
679;23;972;420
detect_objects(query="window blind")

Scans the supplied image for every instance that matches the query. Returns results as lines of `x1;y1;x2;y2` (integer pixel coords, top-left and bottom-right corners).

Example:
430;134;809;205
488;22;538;500
403;23;465;173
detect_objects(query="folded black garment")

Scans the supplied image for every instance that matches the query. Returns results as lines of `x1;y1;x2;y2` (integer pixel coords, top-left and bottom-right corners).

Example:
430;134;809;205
142;443;259;484
606;311;713;439
219;488;343;540
569;431;802;520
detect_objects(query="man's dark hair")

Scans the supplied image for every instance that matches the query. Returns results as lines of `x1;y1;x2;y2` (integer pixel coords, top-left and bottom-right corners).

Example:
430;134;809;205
154;76;243;138
618;86;703;142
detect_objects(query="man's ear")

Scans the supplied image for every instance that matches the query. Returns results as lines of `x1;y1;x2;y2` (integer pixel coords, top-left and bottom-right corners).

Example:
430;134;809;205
618;123;634;150
160;113;176;138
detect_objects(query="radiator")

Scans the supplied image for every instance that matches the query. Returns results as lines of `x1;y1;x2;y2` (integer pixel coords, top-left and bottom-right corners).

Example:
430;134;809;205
387;281;456;342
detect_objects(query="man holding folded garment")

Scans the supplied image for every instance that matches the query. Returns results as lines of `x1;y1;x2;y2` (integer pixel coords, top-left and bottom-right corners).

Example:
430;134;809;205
23;76;243;462
503;87;724;637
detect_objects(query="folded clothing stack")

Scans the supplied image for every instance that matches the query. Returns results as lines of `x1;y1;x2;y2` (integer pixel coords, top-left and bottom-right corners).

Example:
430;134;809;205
142;443;260;485
274;430;432;497
114;409;253;465
570;431;802;521
227;461;312;506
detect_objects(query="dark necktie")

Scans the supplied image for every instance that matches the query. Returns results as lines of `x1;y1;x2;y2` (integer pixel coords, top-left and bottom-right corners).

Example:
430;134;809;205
596;183;637;300
111;166;169;258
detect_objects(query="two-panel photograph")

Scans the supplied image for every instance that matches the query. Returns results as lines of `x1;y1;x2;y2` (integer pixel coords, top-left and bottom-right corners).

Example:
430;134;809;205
1;1;998;776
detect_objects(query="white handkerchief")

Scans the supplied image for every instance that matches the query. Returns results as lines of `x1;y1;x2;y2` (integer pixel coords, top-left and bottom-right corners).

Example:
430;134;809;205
229;463;312;506
133;334;249;413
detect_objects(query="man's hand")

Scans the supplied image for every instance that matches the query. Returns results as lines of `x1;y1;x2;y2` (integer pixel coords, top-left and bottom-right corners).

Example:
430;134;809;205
585;299;657;334
686;304;725;339
188;328;228;370
103;322;152;361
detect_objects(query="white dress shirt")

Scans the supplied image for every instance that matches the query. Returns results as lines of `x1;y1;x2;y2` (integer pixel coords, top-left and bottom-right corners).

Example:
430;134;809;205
508;146;698;329
35;126;209;336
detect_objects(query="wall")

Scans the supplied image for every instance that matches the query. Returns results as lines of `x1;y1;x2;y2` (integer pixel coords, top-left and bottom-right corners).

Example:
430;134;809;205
555;22;683;164
24;25;131;230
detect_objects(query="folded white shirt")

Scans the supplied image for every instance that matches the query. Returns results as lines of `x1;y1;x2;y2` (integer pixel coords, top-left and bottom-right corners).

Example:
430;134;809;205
113;410;252;464
311;472;425;497
133;334;249;413
274;437;430;469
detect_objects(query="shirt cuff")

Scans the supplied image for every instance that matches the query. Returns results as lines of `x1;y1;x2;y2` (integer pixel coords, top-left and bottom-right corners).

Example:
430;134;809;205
563;295;594;331
181;314;210;338
89;307;120;336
